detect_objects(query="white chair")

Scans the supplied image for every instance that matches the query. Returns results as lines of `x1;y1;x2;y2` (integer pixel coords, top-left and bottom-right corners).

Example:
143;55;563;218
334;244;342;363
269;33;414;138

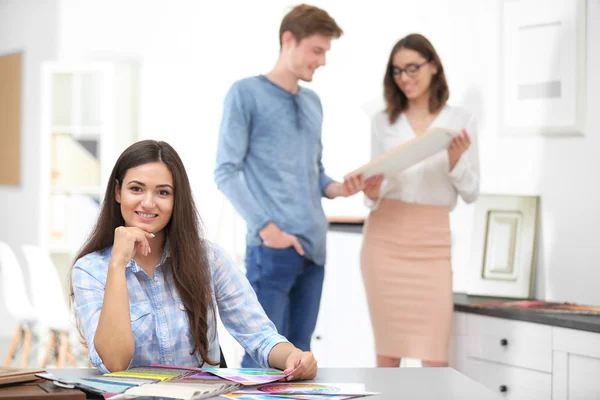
21;244;77;368
0;241;37;367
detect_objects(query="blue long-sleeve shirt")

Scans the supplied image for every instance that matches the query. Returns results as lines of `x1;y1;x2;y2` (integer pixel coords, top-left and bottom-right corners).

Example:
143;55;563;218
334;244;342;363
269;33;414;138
214;76;333;266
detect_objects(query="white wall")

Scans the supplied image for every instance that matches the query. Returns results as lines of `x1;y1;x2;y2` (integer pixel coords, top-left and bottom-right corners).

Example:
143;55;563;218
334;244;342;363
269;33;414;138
452;0;600;305
0;0;59;337
532;0;600;302
55;0;600;304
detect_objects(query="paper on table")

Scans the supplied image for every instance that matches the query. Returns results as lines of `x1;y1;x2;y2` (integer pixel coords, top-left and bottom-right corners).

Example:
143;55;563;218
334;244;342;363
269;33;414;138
221;393;359;400
105;366;195;381
55;377;133;394
176;370;229;383
35;372;141;395
149;364;299;385
344;126;461;180
84;376;157;386
122;381;236;400
199;368;291;386
234;382;378;396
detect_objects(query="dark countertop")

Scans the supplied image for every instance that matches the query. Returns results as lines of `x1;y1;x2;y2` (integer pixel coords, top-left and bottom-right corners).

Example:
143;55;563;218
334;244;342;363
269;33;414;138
328;219;600;334
453;293;600;334
329;221;364;234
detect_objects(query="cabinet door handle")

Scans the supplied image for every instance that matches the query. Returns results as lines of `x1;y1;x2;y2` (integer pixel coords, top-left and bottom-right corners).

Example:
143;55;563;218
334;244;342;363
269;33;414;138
500;338;508;346
315;335;322;340
499;385;508;392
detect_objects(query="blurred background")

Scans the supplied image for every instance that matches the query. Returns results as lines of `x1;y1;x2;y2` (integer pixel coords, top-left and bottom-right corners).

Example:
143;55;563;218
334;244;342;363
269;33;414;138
0;0;598;375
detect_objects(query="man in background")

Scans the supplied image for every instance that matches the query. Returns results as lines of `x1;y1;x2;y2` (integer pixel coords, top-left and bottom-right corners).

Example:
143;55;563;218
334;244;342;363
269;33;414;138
215;4;363;368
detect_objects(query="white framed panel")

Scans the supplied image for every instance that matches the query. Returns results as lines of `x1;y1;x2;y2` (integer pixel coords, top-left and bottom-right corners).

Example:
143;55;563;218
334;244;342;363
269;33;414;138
483;211;522;280
500;0;587;136
467;194;539;298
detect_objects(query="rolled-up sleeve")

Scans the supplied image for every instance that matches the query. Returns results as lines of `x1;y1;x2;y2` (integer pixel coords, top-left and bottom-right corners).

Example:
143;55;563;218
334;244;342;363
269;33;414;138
71;257;112;373
208;243;288;368
365;113;394;210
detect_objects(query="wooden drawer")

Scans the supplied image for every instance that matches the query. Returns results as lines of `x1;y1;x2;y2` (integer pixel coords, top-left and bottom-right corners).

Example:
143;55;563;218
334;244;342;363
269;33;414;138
466;314;552;372
464;358;551;400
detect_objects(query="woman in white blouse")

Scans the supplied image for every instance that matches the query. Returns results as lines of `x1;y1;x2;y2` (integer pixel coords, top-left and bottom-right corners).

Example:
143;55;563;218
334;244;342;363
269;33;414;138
360;33;480;368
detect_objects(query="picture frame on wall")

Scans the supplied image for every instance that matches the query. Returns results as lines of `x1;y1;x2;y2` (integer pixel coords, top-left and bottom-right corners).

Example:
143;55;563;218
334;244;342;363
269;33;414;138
499;0;587;136
467;194;540;299
0;52;22;186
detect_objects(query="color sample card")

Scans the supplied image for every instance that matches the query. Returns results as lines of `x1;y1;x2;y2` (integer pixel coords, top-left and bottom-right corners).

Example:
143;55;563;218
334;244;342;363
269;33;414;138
236;383;377;396
200;368;289;385
222;394;358;400
105;366;194;381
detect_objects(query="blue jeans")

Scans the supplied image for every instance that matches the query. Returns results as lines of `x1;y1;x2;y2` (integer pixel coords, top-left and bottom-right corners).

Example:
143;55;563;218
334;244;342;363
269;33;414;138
241;245;325;368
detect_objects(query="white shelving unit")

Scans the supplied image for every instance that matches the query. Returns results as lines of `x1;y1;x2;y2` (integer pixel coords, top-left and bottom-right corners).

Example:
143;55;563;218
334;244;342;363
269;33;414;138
39;61;139;278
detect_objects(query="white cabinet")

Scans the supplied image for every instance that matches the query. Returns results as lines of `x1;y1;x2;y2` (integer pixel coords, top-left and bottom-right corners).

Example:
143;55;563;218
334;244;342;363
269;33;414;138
465;314;552;373
311;230;376;367
552;327;600;400
451;312;600;399
39;62;138;283
463;358;552;400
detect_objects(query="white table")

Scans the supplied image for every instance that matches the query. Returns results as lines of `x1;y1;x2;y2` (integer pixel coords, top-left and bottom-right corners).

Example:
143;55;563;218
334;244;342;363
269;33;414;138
49;367;502;399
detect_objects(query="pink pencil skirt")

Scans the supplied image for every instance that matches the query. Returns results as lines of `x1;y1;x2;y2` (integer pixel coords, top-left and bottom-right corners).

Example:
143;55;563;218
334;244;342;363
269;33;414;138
360;199;453;362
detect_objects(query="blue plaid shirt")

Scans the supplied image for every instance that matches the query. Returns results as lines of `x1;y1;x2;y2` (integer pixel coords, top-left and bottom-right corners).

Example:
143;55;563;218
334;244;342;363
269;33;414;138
72;242;288;373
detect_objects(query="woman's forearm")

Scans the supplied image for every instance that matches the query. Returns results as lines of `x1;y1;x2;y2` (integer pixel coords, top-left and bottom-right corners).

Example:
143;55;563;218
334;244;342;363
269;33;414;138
94;260;134;372
268;342;318;380
268;342;297;370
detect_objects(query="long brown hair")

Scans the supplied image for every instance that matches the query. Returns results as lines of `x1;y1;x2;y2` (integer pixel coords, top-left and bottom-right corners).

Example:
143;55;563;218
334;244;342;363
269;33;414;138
279;4;343;47
383;33;449;124
69;140;217;365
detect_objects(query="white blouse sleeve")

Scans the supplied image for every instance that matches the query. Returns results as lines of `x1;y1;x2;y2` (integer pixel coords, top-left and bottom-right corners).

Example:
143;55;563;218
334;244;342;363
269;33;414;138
365;113;394;211
448;114;480;204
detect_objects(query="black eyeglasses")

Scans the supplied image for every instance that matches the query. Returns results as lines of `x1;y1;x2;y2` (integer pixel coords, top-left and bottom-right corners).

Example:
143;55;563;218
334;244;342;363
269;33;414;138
391;60;430;78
